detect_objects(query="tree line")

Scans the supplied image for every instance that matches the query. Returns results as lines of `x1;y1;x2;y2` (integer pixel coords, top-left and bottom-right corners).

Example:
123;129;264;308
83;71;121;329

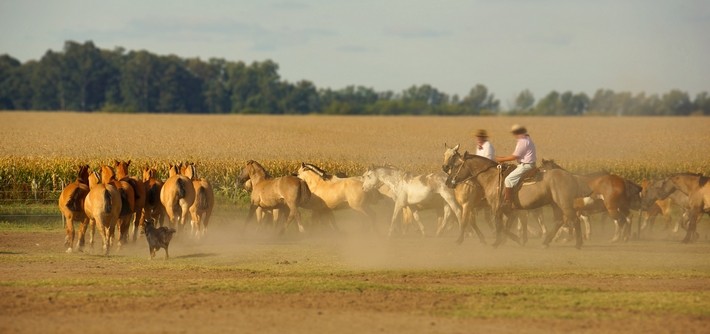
1;41;708;116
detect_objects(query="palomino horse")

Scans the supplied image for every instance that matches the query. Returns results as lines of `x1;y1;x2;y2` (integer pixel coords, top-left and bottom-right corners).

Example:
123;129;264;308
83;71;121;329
115;160;146;242
540;159;641;242
361;165;462;237
444;154;582;249
181;163;214;238
160;163;196;234
237;160;311;234
58;164;91;253
84;171;122;256
100;165;135;247
640;173;709;243
142;166;165;226
443;144;545;244
297;163;377;231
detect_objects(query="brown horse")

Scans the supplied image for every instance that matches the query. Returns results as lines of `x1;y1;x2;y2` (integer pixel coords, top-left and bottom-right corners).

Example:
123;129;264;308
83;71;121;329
160;163;196;234
142;166;165;226
444;154;583;249
84;171;122;256
237;160;311;234
540;159;641;242
181;163;214;238
297;162;377;231
115;160;146;242
641;173;710;243
58;164;91;252
101;164;135;247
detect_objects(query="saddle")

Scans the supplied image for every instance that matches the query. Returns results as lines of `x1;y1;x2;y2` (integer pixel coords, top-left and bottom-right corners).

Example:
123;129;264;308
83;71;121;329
500;165;544;210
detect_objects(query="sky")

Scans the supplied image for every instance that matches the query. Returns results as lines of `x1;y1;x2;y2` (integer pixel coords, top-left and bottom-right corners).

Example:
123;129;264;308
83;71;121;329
1;0;708;105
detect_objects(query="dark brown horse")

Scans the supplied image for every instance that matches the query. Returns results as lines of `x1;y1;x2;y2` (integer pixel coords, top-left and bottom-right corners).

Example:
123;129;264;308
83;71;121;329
641;173;710;243
142;166;165;226
444;154;583;249
238;160;311;234
540;159;642;242
58;164;91;252
115;160;146;242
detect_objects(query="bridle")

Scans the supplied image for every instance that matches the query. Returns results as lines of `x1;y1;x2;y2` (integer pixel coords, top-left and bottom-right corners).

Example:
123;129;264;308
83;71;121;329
447;152;498;186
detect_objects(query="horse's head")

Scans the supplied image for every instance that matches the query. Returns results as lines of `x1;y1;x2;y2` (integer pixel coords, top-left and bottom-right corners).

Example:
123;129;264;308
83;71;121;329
540;159;562;171
100;165;116;185
442;143;460;173
168;164;180;177
298;162;331;181
361;167;381;192
445;154;496;189
182;163;197;180
640;178;676;210
77;164;90;184
114;160;131;179
88;170;101;188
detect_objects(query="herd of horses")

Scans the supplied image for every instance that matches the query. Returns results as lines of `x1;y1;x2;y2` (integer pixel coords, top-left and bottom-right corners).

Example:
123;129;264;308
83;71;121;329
58;147;710;256
58;161;213;255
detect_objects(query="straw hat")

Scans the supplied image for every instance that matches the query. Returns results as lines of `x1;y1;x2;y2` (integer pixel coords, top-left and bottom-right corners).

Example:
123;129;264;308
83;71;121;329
510;124;527;135
473;129;488;138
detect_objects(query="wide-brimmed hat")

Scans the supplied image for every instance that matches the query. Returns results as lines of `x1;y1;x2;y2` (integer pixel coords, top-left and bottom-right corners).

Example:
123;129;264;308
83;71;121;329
510;124;527;135
473;129;488;138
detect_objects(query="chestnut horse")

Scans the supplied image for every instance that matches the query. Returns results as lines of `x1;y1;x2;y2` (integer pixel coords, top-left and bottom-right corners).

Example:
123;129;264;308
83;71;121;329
58;164;91;252
84;171;122;256
160;163;196;233
444;155;582;249
100;165;135;248
181;163;214;238
115;160;146;242
237;160;311;234
142;166;165;226
640;179;689;235
540;159;641;242
641;173;710;243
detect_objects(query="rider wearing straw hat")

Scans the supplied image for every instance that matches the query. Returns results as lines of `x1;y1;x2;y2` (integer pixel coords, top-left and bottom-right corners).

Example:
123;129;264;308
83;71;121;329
474;129;495;161
495;124;537;207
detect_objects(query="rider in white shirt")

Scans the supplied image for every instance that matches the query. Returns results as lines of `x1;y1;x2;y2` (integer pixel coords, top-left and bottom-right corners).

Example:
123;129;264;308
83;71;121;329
495;124;537;208
474;129;495;161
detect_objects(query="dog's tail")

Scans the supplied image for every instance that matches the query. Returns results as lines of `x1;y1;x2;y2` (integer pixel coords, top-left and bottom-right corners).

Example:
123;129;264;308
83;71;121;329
103;189;112;214
197;187;209;210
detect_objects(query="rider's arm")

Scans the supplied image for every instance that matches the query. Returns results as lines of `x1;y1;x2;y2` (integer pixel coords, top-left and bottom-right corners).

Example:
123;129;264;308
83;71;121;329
496;155;518;163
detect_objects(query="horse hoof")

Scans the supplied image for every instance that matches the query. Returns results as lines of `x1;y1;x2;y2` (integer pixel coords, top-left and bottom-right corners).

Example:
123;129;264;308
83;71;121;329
65;248;73;254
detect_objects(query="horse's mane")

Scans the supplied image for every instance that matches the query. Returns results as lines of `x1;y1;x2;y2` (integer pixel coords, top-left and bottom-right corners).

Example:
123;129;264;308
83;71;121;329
463;153;498;167
302;163;333;180
247;160;271;179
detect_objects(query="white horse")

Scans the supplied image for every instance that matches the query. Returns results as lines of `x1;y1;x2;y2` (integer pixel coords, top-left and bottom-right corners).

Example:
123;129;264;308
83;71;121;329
362;165;462;237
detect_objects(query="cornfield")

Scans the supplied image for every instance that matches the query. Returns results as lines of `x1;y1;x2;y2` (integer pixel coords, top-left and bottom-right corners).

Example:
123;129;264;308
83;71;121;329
1;112;708;205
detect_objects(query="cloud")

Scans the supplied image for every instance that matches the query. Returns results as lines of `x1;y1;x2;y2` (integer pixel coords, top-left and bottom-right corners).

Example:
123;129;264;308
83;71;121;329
384;26;449;39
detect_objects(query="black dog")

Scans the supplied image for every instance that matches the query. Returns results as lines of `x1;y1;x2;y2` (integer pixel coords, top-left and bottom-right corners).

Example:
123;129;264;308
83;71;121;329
144;219;176;259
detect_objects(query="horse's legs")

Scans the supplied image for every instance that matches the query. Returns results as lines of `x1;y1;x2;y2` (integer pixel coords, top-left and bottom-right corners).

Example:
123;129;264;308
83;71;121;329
492;210;509;248
94;219;108;256
516;211;528;245
131;209;143;243
244;205;258;232
389;200;406;237
64;213;75;253
503;211;522;245
466;204;486;244
436;205;452;237
455;203;471;244
579;214;591;240
88;219;95;251
682;209;700;243
543;207;565;248
76;218;90;252
410;209;426;237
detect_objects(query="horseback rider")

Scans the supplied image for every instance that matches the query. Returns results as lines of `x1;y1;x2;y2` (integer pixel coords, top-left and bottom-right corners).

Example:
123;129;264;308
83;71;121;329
474;129;495;161
495;124;537;208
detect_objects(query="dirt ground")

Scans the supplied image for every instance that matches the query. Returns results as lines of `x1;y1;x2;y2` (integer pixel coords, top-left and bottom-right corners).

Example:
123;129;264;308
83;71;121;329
1;216;709;334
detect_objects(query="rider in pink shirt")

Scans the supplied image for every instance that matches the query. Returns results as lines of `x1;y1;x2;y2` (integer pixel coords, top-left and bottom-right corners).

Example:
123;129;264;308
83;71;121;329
495;124;537;207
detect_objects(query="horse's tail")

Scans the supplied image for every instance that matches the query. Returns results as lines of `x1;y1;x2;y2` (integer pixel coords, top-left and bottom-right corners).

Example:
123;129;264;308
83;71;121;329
127;178;141;201
147;184;159;207
66;187;83;212
177;178;186;199
297;180;312;207
197;187;209;210
103;189;113;214
119;189;132;216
